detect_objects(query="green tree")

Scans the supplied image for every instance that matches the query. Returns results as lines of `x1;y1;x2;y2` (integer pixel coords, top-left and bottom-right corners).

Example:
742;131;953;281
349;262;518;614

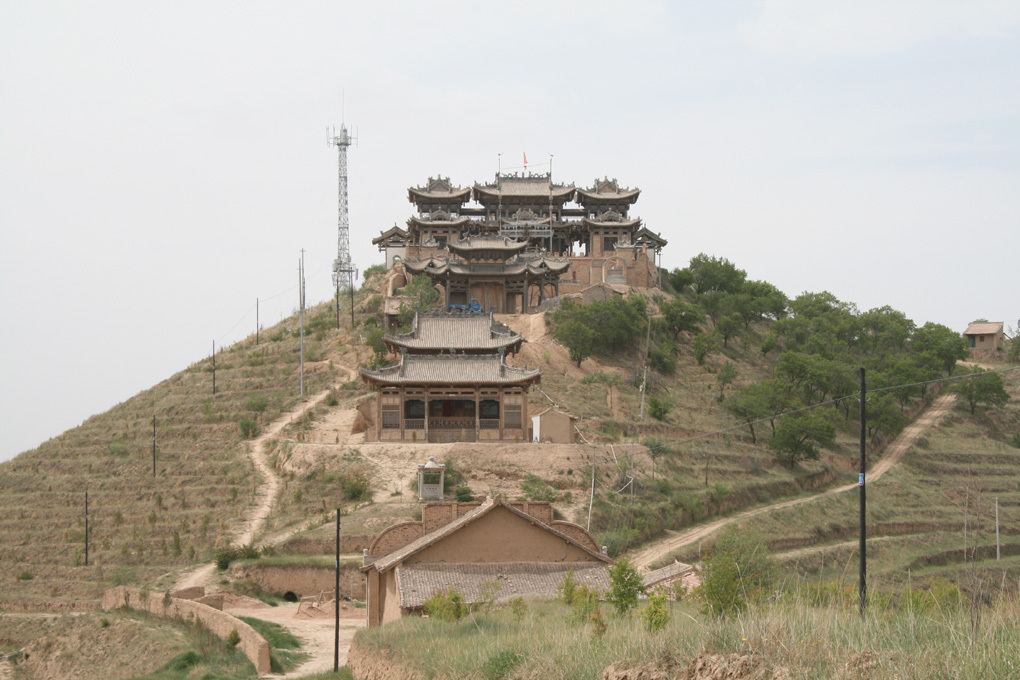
396;274;442;327
865;393;909;442
657;299;702;340
954;370;1010;414
692;332;719;366
686;253;747;295
912;322;968;376
698;527;776;616
769;412;835;465
607;556;644;616
716;363;737;400
555;318;595;367
716;314;741;348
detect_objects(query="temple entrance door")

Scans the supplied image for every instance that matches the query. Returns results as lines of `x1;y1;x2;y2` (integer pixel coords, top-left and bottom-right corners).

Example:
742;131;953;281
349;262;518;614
428;399;477;442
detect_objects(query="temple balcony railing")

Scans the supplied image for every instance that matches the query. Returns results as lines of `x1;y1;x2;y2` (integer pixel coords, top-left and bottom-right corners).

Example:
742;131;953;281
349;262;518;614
404;419;425;430
479;419;500;430
428;417;475;430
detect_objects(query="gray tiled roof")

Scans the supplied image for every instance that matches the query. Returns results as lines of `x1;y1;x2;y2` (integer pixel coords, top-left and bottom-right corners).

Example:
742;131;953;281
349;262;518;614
397;562;611;608
361;354;541;386
642;561;694;588
387;314;521;351
475;179;575;198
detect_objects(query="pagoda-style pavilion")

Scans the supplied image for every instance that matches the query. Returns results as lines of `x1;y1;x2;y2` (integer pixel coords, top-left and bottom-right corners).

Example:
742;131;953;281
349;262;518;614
402;236;570;313
376;171;667;315
361;311;540;443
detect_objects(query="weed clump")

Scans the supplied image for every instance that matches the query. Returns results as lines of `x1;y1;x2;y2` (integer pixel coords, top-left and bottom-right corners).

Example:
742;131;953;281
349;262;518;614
424;588;467;622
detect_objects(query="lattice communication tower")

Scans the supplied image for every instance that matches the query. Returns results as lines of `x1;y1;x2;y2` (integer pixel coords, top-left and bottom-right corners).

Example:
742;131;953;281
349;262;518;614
328;123;357;292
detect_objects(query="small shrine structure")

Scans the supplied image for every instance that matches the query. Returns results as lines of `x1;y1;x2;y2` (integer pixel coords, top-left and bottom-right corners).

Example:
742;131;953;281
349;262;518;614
417;457;446;501
360;311;540;442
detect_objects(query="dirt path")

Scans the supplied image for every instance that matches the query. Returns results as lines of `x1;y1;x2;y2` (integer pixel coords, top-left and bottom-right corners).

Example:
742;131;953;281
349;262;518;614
228;603;365;678
630;393;958;570
174;366;355;592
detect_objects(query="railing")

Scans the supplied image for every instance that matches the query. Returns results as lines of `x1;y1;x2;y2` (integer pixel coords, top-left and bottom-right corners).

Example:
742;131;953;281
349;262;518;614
429;417;475;430
479;419;500;430
428;430;477;443
404;419;424;430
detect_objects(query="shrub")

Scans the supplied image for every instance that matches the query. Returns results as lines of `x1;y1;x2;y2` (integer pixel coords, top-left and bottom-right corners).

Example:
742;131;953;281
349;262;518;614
215;548;239;570
642;591;670;632
698;527;776;616
455;486;474;502
338;469;372;502
1012;433;1020;449
647;395;672;422
607;556;644;616
590;607;608;638
325;390;339;407
571;585;600;623
520;475;557;502
482;650;525;680
508;596;526;620
424;588;467;622
239;417;260;439
17;571;32;581
557;570;578;605
100;618;110;628
226;628;241;647
709;482;731;504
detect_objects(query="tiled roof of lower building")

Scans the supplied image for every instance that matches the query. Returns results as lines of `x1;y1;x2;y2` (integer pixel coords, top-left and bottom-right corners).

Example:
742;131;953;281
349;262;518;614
964;322;1003;335
396;561;611;609
361;354;540;386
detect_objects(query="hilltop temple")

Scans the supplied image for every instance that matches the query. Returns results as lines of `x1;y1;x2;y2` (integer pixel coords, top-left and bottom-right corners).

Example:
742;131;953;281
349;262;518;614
373;172;667;315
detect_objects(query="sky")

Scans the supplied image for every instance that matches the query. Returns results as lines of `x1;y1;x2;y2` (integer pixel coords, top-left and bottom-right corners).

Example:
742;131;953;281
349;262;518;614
2;1;1018;462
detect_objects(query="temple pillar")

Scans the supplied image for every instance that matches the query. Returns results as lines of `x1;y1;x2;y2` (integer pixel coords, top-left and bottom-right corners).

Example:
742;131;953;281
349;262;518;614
474;388;480;440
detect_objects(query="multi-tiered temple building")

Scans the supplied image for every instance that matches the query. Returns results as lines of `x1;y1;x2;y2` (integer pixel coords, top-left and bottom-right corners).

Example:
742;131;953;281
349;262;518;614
361;311;540;443
374;172;667;315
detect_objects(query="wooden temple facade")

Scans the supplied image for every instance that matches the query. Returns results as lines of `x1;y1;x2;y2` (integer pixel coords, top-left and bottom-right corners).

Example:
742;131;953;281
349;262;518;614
372;173;668;315
360;311;540;443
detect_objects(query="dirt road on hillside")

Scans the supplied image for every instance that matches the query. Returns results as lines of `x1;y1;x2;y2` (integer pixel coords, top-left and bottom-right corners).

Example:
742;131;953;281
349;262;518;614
173;364;357;592
630;393;958;570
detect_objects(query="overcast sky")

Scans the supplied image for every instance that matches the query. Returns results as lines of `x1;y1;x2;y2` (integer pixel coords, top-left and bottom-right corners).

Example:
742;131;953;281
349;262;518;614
2;1;1018;462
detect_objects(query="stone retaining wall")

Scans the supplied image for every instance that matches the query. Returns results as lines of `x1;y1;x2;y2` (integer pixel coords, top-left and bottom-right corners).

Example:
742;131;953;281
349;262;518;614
102;586;270;675
229;562;366;600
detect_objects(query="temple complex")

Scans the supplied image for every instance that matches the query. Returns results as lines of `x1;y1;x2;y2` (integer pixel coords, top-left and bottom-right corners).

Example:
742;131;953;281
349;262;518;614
373;171;667;315
360;311;540;442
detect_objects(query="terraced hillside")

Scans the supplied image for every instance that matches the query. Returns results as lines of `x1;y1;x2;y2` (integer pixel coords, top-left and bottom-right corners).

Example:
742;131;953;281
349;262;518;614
0;287;365;603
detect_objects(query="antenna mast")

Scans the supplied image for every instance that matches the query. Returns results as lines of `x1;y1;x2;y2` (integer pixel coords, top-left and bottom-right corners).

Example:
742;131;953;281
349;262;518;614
329;120;357;327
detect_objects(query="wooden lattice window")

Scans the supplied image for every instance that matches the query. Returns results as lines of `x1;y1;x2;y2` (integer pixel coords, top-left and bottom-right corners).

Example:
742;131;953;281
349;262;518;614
504;405;522;429
381;406;399;429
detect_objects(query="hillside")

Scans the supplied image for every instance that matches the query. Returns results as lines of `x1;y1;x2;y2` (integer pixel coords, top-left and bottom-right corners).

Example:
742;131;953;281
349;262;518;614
3;257;1017;609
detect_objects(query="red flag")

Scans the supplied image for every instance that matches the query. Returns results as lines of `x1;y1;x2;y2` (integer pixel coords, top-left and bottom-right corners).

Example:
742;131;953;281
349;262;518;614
523;152;528;168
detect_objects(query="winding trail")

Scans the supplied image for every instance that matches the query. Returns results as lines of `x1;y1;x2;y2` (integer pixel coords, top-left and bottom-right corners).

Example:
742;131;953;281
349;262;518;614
173;363;358;592
630;393;957;570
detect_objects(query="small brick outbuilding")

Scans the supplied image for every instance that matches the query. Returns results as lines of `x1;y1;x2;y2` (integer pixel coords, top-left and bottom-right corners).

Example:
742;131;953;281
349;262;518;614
963;321;1004;350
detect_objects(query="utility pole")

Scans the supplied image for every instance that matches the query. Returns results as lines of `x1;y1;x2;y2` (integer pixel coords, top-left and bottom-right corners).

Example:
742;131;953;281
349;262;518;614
334;507;341;672
586;456;596;531
336;279;341;330
152;415;156;478
996;496;1001;561
84;491;89;567
638;308;652;419
299;250;306;397
859;367;867;617
256;297;260;346
212;340;216;394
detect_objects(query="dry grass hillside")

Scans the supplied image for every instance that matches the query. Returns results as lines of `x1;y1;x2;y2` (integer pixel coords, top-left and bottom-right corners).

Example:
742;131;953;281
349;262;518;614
0;274;383;604
3;260;1016;615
